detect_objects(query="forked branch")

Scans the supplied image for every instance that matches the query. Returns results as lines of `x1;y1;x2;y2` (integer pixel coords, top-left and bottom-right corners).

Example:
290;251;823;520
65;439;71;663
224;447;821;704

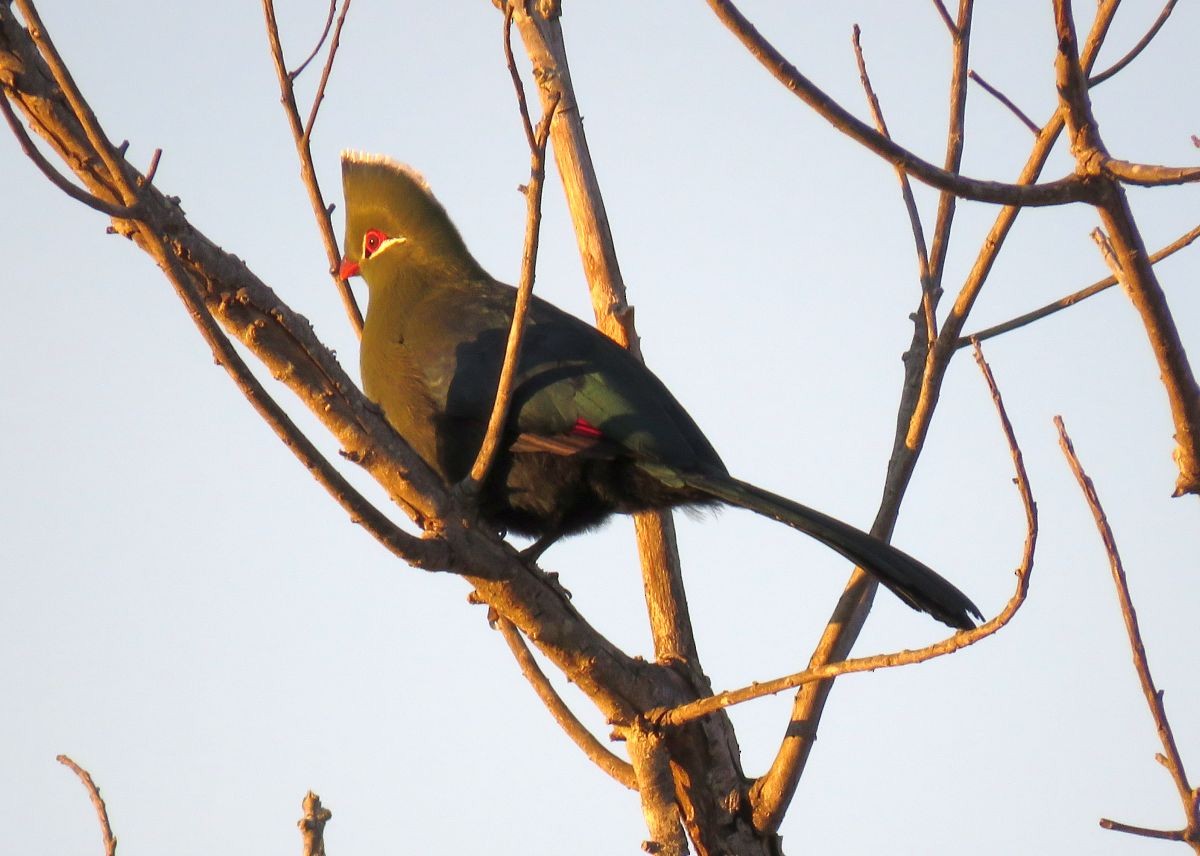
262;0;363;333
705;0;1092;207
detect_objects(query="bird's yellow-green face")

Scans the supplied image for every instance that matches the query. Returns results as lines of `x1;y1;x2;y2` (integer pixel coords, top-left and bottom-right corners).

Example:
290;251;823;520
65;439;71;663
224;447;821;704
337;151;481;283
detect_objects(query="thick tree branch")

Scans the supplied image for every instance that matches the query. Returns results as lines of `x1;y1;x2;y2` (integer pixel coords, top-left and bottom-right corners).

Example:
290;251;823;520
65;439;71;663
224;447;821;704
624;725;688;856
705;0;1093;207
1054;0;1200;496
509;7;779;853
506;0;701;672
57;756;118;856
262;0;363;334
495;615;637;789
1056;417;1200;853
1;0;694;741
0;92;136;216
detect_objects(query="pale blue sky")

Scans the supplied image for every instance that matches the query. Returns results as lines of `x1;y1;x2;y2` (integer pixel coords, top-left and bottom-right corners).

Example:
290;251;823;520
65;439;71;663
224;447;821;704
3;2;1198;854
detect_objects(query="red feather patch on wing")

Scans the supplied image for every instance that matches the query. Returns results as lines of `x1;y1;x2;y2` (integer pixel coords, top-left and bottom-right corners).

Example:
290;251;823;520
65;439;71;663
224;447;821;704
569;418;603;438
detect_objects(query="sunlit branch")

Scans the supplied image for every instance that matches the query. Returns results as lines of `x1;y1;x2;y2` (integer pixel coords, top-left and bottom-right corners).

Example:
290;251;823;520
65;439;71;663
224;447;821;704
705;0;1092;207
57;755;118;856
957;222;1200;348
1089;0;1180;87
495;616;637;789
1056;417;1200;852
654;343;1036;730
968;70;1039;134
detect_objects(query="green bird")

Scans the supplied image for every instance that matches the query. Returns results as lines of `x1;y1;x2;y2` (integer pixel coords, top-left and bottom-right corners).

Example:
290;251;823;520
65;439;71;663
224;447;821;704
338;151;981;630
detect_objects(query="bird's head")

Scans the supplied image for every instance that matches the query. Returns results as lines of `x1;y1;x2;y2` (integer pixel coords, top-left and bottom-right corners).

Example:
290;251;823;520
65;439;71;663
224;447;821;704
337;151;484;283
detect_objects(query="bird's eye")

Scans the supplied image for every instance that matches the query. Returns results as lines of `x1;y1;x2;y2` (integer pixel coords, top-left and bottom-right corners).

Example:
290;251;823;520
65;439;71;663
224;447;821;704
362;229;389;258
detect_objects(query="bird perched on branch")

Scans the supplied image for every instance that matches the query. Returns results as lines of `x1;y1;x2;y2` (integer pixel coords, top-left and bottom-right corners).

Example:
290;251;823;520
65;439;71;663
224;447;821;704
338;151;981;630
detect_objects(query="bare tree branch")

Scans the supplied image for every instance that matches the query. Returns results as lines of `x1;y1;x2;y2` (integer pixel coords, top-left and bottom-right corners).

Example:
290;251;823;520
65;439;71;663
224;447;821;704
506;1;701;669
753;0;1123;834
262;0;364;334
0;92;136;217
958;222;1200;348
1089;0;1179;87
624;725;688;856
495;615;637;789
298;792;333;856
656;342;1036;730
930;0;957;38
466;8;559;488
57;755;118;856
1055;417;1200;853
1054;0;1200;496
927;0;973;289
968;70;1039;134
301;0;351;142
288;0;336;80
705;0;1093;207
1;2;690;740
851;24;935;343
1104;158;1200;187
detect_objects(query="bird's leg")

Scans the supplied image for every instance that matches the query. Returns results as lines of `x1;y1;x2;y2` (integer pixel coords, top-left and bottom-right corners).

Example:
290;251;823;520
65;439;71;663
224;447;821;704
520;529;564;563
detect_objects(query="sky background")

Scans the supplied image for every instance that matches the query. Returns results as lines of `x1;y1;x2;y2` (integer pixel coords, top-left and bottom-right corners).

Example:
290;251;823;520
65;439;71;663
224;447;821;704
2;2;1198;854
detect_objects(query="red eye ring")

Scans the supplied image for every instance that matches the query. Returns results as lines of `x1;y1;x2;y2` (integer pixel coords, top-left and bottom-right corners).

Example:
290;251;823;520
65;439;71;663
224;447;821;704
362;228;389;259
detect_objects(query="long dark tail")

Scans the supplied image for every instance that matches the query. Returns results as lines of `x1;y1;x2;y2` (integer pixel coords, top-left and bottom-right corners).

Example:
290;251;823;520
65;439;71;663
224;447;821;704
681;472;982;630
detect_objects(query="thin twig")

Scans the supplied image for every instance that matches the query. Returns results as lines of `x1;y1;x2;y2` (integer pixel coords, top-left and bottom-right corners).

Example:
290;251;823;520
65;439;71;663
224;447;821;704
927;0;973;288
653;343;1036;729
288;0;336;80
968;70;1039;134
957;222;1200;347
13;0;137;206
851;24;936;343
930;0;957;37
142;148;162;185
0;93;136;217
57;755;117;856
1055;417;1200;851
261;0;364;334
704;0;1093;207
298;792;332;856
465;50;559;487
1099;818;1188;842
1089;0;1179;86
495;616;636;788
502;3;536;152
301;0;351;142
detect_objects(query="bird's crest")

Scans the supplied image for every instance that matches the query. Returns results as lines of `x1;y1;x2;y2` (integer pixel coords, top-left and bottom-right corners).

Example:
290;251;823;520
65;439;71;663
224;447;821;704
340;150;483;276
